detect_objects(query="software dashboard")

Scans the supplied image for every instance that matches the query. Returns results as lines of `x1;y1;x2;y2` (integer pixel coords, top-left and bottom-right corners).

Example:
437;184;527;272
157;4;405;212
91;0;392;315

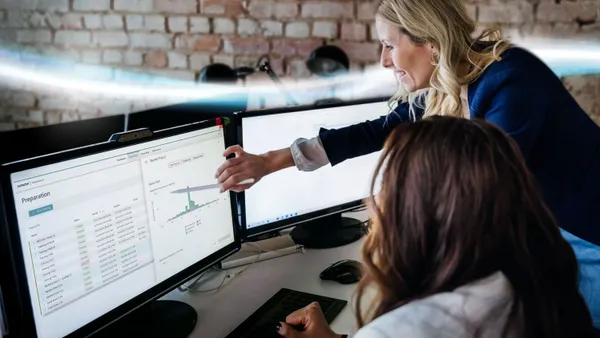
9;126;235;338
242;101;390;229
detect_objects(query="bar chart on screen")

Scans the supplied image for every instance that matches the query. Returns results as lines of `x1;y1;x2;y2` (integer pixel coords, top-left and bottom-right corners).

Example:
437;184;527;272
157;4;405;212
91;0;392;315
140;132;233;282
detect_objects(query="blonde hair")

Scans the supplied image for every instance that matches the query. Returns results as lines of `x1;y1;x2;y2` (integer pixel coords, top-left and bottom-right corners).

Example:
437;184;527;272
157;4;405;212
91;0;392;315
377;0;511;120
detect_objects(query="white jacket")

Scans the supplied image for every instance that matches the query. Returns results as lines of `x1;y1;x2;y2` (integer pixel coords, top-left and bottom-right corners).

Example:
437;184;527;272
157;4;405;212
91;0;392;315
353;272;518;338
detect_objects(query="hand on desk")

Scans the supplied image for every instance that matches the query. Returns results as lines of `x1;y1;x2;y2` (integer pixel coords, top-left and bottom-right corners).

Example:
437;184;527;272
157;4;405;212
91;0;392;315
277;302;343;338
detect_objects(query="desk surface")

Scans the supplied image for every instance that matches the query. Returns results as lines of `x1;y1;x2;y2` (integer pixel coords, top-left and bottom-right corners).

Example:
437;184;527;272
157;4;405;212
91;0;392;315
161;210;369;338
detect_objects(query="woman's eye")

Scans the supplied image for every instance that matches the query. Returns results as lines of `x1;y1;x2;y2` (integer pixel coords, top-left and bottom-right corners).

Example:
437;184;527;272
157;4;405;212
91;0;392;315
385;45;394;50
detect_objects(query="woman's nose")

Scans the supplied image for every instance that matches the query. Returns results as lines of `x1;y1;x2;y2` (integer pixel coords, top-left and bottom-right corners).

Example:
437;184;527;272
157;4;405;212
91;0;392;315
380;49;393;68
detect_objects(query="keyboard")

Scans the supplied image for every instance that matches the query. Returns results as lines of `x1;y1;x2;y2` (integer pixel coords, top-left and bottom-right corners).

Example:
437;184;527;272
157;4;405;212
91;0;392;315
225;288;347;338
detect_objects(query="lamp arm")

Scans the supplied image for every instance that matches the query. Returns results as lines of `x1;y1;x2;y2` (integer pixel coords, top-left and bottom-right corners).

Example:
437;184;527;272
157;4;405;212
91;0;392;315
258;61;299;106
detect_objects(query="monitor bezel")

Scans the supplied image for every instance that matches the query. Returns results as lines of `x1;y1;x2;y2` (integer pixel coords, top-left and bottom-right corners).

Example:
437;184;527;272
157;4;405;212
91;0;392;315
235;97;390;240
0;118;241;338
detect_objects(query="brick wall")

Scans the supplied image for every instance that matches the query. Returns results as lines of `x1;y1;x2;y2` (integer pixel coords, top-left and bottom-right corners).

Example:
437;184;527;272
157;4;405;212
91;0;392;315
0;0;599;130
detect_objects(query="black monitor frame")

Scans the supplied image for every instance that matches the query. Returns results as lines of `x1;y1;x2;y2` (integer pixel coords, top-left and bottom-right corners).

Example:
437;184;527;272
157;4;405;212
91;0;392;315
235;96;390;241
0;118;241;338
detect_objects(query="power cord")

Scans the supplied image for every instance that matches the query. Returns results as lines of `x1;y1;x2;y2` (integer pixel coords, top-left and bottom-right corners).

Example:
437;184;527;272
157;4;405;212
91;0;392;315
178;242;306;294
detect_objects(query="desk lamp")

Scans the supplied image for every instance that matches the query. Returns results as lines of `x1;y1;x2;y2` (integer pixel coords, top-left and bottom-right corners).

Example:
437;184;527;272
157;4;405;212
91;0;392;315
306;45;350;105
199;57;299;107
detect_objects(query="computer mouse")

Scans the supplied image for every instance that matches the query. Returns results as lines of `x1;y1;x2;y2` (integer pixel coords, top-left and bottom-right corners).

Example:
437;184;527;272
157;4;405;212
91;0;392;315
319;259;363;285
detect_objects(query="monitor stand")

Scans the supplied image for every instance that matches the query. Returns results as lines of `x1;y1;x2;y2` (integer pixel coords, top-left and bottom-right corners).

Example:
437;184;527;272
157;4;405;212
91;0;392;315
94;300;196;338
290;213;366;249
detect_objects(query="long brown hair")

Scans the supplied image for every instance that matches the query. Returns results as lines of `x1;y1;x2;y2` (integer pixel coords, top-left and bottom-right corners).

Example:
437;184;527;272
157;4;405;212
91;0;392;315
355;116;595;337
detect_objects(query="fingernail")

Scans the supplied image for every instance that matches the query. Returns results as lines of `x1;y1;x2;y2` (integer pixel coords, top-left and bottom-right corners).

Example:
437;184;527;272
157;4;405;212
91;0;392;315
275;323;281;331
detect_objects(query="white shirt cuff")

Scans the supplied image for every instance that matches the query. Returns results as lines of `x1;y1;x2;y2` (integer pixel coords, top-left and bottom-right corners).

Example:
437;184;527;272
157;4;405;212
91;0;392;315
290;136;330;171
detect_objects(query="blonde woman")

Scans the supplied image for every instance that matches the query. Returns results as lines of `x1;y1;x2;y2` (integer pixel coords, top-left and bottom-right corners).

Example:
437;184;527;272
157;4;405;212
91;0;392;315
216;0;600;325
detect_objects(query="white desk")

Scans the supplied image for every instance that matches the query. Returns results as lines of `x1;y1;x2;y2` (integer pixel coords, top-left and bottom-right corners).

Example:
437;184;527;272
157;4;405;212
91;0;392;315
161;210;369;338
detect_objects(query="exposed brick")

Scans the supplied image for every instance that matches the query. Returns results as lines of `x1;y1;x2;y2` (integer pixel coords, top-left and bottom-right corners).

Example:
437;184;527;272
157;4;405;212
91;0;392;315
294;39;322;57
287;59;311;78
73;0;110;11
465;5;477;21
313;21;337;39
55;31;91;46
356;1;377;21
16;30;52;44
5;10;28;28
61;112;80;123
370;22;378;41
144;50;168;67
9;0;69;11
146;69;195;81
201;0;246;16
130;33;171;49
302;2;353;19
6;108;31;122
41;47;81;62
223;37;269;55
154;0;197;14
536;2;598;24
271;39;322;57
190;53;211;70
103;14;124;29
274;2;298;19
126;15;144;30
341;22;366;41
0;123;15;131
124;51;143;65
82;50;102;64
214;18;235;34
168;52;188;68
581;23;600;41
175;34;221;52
84;14;102;29
103;50;123;64
28;110;44;123
261;21;283;37
334;41;379;62
478;3;534;24
249;1;298;19
39;98;66;110
9;92;36;107
29;12;48;28
286;22;309;38
61;14;83;29
190;17;210;33
169;16;188;32
145;15;166;32
238;18;259;36
114;0;153;12
93;32;129;47
212;54;234;67
200;0;226;15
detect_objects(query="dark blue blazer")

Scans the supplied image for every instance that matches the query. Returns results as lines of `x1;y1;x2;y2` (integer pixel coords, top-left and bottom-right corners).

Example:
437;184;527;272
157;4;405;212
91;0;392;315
319;46;600;246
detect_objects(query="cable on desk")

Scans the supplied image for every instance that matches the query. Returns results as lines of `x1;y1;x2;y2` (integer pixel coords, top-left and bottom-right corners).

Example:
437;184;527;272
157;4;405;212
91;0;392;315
178;242;306;294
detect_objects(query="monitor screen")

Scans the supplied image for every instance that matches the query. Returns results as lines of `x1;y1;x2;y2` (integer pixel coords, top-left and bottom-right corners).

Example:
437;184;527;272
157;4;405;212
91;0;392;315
5;123;236;338
241;100;390;235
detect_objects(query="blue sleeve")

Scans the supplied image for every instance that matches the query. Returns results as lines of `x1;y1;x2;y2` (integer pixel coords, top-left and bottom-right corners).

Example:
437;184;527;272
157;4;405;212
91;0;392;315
478;68;548;160
318;102;422;166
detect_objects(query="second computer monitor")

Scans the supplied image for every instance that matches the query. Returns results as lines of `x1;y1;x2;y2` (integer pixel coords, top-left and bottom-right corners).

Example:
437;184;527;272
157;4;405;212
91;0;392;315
238;98;391;247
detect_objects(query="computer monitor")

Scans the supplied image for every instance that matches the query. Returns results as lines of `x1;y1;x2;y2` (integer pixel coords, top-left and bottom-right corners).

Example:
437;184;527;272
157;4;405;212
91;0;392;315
0;118;240;338
236;98;391;248
0;115;126;165
127;94;248;132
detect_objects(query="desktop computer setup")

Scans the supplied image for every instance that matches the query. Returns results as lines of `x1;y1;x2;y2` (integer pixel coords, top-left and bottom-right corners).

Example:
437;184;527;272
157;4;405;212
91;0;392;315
0;118;240;338
0;97;390;338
